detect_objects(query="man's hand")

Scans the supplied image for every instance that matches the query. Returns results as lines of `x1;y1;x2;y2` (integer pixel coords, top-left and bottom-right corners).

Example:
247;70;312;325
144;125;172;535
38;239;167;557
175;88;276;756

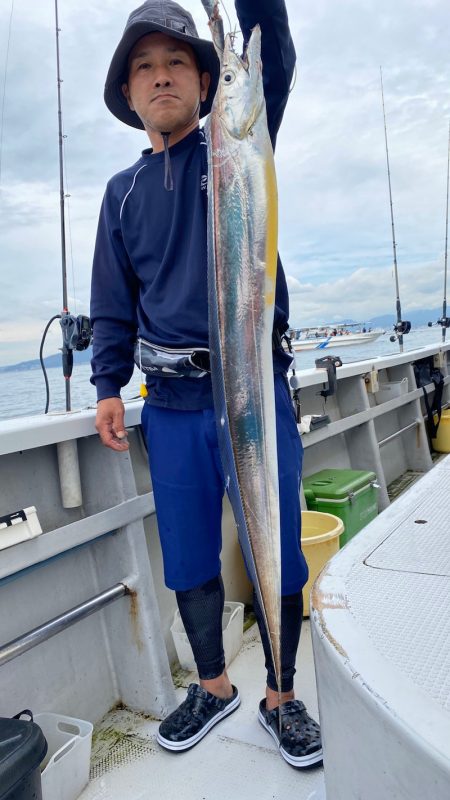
95;397;129;451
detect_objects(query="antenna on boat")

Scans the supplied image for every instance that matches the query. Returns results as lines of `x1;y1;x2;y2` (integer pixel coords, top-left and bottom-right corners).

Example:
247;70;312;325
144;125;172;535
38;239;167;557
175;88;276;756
52;0;91;412
380;68;411;352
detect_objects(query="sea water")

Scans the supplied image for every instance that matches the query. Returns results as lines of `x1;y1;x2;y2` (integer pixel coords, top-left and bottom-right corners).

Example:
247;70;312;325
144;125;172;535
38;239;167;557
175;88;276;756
0;326;444;422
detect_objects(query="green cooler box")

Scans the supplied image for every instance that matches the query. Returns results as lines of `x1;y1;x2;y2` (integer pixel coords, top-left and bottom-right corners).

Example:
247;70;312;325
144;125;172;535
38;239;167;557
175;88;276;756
303;469;379;547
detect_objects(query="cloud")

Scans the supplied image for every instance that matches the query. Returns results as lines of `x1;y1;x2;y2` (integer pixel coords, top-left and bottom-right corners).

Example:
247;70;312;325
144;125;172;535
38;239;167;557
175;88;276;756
0;0;449;365
287;260;445;326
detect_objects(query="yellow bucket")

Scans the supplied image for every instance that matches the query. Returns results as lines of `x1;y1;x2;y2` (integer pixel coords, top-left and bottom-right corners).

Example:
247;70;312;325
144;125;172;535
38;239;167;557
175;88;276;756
301;510;344;616
432;410;450;453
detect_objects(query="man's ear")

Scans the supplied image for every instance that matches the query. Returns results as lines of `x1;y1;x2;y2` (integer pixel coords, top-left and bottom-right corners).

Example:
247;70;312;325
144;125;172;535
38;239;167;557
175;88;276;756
199;72;211;103
122;83;134;111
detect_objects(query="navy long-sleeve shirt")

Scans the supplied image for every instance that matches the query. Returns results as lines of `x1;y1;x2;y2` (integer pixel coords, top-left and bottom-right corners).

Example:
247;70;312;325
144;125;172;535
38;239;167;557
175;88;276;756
90;0;296;410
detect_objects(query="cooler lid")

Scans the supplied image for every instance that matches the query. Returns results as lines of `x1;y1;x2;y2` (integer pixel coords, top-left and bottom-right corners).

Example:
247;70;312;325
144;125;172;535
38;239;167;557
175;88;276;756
303;469;377;501
0;715;47;795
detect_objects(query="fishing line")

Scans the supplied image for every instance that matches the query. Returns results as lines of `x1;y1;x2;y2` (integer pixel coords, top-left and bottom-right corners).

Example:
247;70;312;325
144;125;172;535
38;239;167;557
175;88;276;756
39;315;62;414
219;0;233;37
217;0;242;54
0;0;15;187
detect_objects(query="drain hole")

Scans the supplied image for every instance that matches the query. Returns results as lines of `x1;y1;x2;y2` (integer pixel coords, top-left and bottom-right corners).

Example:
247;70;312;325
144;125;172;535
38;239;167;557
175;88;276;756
414;519;428;524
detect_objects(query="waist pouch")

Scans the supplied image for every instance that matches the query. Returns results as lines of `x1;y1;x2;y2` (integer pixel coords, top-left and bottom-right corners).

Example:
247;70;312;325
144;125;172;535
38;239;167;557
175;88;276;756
135;338;210;379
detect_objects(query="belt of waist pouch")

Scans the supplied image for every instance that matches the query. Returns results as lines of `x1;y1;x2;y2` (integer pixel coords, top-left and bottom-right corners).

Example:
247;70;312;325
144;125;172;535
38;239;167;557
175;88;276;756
135;331;284;380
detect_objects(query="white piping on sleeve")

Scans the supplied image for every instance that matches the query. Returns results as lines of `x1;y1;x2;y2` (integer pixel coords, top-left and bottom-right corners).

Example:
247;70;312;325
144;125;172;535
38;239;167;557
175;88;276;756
119;164;148;220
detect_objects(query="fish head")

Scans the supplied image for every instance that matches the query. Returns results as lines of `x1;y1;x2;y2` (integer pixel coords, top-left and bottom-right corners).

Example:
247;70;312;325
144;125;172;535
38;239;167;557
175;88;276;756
215;25;265;140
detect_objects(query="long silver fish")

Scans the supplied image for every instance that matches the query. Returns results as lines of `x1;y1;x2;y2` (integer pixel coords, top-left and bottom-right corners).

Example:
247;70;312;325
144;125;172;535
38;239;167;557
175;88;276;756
201;1;282;690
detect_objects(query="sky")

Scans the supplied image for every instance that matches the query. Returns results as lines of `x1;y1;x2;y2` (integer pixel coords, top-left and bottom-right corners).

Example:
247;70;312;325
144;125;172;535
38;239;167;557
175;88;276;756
0;0;449;366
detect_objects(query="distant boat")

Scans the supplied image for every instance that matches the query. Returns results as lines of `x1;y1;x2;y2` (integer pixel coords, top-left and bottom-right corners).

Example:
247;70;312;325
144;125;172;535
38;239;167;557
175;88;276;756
289;323;385;351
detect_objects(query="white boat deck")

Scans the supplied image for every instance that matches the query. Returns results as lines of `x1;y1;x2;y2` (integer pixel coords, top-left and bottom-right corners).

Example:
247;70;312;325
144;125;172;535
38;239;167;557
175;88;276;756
312;454;450;799
80;621;325;800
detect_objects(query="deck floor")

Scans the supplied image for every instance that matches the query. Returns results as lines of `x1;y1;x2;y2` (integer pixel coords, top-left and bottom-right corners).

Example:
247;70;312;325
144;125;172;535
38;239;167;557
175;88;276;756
80;620;325;800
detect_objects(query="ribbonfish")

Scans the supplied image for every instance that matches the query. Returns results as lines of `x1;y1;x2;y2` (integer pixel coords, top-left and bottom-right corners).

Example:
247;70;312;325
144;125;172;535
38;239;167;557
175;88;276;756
201;1;282;691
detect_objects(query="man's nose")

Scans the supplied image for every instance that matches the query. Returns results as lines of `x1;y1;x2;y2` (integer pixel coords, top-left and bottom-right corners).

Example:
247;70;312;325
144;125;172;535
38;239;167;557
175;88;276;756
154;68;172;87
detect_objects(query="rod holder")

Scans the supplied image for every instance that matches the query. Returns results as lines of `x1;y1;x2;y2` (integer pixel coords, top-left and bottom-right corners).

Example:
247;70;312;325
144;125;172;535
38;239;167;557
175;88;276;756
57;439;82;508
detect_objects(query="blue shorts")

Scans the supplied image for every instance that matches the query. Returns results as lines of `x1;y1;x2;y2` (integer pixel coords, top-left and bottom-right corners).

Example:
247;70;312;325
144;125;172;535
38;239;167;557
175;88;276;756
141;373;308;594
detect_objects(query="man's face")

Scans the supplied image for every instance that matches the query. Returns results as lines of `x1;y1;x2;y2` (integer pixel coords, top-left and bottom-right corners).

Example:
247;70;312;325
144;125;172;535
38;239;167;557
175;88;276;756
122;32;210;135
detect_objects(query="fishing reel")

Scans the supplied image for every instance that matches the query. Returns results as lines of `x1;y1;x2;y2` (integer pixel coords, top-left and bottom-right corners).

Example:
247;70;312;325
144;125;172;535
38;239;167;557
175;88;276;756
428;316;450;329
60;312;93;379
389;320;411;343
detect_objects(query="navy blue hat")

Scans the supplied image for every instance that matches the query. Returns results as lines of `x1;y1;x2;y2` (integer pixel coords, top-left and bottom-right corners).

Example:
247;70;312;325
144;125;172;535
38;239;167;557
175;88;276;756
104;0;220;129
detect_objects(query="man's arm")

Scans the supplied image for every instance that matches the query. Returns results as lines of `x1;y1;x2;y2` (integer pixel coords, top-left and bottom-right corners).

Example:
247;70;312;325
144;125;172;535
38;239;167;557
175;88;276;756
90;181;139;450
234;0;295;337
235;0;296;147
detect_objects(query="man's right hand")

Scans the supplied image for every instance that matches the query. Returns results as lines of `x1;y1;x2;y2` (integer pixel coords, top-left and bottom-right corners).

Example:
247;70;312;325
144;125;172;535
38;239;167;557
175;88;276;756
95;397;129;451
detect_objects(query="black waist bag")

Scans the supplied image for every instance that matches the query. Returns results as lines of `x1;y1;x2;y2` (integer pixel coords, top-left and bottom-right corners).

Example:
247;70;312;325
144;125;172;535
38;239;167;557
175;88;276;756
413;357;444;439
135;338;210;379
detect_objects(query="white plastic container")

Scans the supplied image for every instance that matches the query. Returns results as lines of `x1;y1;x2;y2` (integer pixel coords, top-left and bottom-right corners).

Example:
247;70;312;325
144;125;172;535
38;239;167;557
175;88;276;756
171;601;244;672
0;506;42;550
34;712;93;800
375;377;408;404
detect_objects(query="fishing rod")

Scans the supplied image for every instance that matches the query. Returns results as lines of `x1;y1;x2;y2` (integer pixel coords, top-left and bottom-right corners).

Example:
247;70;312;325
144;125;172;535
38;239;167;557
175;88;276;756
380;67;411;352
429;123;450;341
39;0;91;413
442;123;450;341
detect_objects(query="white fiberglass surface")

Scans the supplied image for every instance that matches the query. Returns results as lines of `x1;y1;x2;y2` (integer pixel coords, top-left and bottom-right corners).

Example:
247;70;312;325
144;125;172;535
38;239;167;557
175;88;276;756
344;457;450;716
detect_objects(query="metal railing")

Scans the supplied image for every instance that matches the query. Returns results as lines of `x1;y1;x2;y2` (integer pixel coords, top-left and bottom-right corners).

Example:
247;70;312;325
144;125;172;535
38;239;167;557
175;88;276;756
0;583;128;667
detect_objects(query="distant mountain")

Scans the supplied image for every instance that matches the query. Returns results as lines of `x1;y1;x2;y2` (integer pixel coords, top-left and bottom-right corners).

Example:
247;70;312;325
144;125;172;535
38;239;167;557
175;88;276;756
368;308;442;329
289;309;443;331
0;347;93;374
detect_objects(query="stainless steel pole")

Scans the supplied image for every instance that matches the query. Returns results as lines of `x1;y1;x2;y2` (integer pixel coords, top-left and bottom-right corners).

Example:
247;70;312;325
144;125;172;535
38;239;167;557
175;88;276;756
0;583;128;667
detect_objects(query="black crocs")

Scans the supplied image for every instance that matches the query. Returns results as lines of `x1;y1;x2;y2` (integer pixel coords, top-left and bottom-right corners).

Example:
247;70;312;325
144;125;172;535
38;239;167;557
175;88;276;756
157;683;240;751
258;698;322;768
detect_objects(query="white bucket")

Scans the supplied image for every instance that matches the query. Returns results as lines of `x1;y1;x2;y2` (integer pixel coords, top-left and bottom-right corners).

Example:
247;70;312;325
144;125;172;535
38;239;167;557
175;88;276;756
171;601;244;672
34;712;93;800
375;377;408;404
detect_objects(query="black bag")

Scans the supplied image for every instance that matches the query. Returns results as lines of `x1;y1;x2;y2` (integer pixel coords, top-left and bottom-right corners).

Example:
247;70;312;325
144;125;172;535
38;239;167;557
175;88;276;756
413;357;444;440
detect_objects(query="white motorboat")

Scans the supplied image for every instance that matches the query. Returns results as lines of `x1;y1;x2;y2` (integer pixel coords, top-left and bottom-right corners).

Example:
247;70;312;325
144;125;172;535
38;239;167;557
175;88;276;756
289;324;384;351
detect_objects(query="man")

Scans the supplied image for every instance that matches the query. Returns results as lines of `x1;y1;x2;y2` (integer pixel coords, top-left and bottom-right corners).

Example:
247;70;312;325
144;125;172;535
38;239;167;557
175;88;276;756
91;0;322;768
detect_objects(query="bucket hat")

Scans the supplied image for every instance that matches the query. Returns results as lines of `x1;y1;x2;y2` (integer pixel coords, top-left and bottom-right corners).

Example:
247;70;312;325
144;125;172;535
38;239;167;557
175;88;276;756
104;0;220;129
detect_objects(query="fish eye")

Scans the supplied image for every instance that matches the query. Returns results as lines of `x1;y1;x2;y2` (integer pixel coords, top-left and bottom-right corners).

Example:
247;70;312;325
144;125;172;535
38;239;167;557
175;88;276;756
223;70;235;84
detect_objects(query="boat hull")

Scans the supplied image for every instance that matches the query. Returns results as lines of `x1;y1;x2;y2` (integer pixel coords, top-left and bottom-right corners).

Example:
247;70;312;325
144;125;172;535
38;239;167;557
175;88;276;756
292;330;383;351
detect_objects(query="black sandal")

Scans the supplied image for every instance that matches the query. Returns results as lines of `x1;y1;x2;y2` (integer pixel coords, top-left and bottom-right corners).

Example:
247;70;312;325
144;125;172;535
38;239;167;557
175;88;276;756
258;698;322;768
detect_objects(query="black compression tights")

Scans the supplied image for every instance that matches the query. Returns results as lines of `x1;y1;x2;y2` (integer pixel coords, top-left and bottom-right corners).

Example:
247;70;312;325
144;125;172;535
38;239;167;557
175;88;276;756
176;574;303;690
176;575;226;680
252;587;303;692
